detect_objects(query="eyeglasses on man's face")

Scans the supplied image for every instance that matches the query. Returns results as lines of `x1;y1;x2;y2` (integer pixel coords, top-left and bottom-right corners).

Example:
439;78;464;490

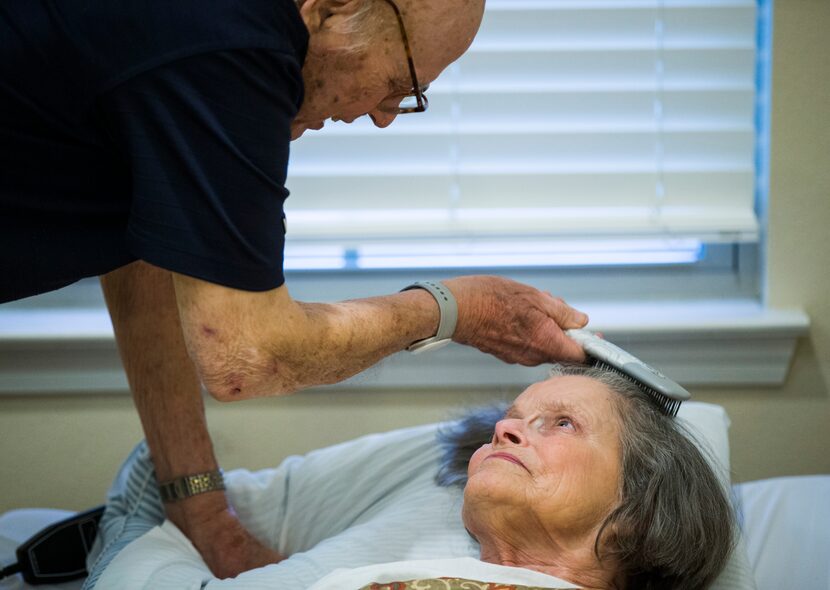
377;0;429;115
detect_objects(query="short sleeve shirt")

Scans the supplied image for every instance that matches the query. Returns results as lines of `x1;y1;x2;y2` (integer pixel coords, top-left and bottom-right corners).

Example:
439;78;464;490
0;0;308;302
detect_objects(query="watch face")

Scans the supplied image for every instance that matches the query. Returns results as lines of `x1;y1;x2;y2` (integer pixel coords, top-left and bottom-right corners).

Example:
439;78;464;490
187;473;219;494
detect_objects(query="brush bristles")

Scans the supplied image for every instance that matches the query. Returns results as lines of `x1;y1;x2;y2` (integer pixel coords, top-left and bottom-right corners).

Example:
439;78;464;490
592;360;682;418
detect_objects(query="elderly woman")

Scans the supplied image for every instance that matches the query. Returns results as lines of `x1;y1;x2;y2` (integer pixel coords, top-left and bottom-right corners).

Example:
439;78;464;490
85;365;733;590
438;365;734;590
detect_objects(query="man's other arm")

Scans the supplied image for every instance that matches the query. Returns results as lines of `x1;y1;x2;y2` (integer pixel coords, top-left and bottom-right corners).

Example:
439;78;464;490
100;261;282;578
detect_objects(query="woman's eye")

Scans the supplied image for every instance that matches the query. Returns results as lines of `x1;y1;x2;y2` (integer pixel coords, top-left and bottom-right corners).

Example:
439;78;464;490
555;417;574;430
531;416;574;432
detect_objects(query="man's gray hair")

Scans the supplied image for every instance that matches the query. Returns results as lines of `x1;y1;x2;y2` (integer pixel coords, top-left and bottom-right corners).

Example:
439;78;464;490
329;0;393;53
436;364;734;590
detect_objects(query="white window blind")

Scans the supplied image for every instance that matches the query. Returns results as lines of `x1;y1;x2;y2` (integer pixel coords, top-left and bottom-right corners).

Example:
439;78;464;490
284;0;760;269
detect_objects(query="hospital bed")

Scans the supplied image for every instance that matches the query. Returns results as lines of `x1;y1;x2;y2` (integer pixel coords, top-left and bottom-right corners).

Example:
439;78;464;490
1;402;828;590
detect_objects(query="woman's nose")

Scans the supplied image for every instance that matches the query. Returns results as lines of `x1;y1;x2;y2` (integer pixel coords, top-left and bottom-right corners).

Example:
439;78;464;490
369;109;397;129
493;418;527;447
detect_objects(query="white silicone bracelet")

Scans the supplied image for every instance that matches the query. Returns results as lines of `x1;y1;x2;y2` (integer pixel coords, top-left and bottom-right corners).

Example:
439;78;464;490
401;280;458;353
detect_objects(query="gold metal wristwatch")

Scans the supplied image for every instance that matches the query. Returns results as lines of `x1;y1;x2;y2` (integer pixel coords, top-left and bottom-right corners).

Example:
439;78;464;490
159;470;225;503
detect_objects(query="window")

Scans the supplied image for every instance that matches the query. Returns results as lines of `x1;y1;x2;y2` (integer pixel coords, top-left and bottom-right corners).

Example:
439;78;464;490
284;0;761;273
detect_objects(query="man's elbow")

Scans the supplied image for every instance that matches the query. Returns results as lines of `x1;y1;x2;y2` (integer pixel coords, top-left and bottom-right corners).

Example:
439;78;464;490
196;351;299;402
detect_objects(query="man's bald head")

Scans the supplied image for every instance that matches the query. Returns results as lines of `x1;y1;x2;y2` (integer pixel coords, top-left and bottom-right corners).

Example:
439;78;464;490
292;0;485;138
369;0;484;81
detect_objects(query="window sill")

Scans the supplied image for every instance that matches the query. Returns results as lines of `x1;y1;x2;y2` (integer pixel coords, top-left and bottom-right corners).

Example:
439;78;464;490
0;301;810;394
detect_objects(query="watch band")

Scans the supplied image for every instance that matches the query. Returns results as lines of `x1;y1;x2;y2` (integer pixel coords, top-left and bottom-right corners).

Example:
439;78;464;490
159;470;225;503
401;280;458;354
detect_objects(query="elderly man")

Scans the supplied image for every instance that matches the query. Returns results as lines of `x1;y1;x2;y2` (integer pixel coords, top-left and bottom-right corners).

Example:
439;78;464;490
0;0;589;578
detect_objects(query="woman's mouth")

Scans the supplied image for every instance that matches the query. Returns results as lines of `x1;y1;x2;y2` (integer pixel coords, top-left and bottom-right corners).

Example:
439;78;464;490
486;452;529;473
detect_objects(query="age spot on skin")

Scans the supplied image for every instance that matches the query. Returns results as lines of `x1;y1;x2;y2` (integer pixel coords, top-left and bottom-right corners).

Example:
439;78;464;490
268;358;281;378
201;326;217;337
223;373;245;398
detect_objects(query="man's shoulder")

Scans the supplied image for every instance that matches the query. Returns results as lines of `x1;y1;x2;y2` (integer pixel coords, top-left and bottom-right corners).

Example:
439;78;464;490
67;0;309;92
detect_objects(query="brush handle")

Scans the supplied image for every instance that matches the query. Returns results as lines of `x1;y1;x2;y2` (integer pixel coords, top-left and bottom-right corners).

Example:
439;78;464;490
567;328;641;366
566;329;690;402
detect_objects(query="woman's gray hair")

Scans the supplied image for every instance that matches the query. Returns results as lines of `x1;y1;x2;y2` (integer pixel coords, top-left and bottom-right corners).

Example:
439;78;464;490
436;364;734;590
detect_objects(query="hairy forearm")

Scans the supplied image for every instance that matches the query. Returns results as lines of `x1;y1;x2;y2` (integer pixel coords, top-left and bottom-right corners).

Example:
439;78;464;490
101;262;284;576
291;293;437;386
177;278;439;400
100;261;227;541
101;261;217;481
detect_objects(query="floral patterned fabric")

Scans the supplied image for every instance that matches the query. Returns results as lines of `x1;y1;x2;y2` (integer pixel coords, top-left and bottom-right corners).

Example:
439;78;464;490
359;578;575;590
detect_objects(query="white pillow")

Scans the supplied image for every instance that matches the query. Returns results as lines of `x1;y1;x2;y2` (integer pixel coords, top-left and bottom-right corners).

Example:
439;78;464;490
676;402;757;590
677;401;732;484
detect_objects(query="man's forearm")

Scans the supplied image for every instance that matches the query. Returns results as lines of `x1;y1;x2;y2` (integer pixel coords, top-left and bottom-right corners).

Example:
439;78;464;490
100;261;221;500
174;274;441;400
291;291;440;387
100;261;283;577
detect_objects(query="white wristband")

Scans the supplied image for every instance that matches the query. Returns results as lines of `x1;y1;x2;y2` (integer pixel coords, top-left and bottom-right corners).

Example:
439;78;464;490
401;280;458;354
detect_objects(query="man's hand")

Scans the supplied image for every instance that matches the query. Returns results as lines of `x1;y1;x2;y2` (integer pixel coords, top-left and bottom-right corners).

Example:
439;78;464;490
443;275;589;366
169;494;283;579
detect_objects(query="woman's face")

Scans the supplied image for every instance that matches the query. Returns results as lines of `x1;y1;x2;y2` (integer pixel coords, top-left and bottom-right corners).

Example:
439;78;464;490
463;376;623;542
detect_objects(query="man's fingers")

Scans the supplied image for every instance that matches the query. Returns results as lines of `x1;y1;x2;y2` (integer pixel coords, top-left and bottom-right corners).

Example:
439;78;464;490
542;295;589;329
533;322;587;363
555;330;588;362
453;277;589;365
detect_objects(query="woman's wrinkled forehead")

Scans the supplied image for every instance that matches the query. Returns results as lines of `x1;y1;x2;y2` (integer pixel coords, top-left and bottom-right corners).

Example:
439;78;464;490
509;375;621;429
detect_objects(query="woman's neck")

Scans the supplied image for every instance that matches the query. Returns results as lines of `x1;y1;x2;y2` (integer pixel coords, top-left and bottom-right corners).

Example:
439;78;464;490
476;532;618;590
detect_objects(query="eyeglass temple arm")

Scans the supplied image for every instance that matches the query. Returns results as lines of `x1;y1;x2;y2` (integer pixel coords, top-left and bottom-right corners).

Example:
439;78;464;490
379;0;426;110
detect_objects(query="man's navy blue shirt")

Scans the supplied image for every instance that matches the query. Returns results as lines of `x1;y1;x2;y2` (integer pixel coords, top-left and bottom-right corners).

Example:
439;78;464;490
0;0;309;302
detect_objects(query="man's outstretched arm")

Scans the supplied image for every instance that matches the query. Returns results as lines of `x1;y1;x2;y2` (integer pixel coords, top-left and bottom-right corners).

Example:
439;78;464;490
171;272;589;401
100;261;282;578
